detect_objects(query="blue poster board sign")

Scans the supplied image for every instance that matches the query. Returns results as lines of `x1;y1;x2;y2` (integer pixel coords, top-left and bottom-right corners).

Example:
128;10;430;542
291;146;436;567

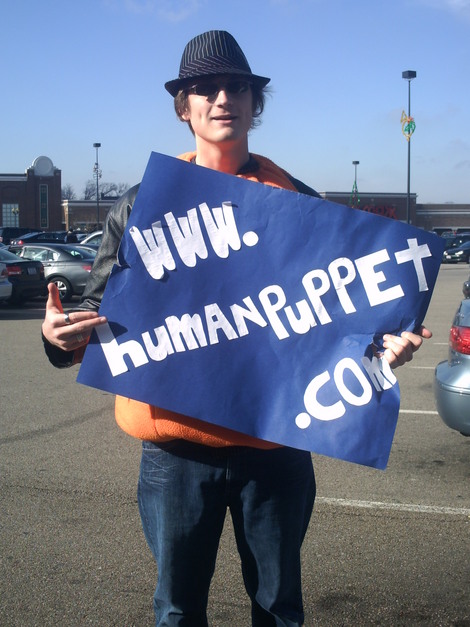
78;152;444;469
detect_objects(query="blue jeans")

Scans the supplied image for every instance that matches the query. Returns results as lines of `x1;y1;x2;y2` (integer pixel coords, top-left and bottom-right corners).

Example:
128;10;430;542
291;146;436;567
138;440;316;626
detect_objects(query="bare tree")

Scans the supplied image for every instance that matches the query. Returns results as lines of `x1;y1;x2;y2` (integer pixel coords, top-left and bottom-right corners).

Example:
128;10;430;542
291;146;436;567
62;184;76;200
82;180;130;200
83;180;95;200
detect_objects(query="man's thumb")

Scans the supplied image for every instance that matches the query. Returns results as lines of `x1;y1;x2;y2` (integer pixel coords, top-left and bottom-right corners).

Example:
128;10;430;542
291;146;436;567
46;282;64;314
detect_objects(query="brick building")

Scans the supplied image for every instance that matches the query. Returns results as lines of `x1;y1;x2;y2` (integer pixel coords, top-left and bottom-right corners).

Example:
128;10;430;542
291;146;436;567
0;156;62;231
321;191;470;233
415;202;470;233
61;198;117;232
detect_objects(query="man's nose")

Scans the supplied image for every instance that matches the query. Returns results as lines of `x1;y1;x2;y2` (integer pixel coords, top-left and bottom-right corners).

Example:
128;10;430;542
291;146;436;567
212;88;231;103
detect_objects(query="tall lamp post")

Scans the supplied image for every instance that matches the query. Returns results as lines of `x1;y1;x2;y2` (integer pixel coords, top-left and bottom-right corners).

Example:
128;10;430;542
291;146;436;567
350;160;360;208
93;142;102;228
402;70;416;224
353;160;359;186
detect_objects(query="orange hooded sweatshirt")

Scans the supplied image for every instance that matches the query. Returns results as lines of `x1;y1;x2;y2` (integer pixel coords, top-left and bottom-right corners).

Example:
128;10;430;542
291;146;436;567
115;152;299;449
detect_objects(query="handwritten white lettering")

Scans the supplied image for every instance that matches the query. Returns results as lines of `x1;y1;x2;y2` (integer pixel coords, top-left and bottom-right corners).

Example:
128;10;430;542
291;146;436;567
129;201;244;279
295;355;396;425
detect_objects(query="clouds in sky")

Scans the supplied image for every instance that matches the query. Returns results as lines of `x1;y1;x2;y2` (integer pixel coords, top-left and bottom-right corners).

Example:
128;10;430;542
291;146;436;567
418;0;470;18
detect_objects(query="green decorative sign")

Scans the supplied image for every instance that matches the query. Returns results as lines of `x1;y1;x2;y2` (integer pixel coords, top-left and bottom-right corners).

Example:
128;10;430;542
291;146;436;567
401;111;416;141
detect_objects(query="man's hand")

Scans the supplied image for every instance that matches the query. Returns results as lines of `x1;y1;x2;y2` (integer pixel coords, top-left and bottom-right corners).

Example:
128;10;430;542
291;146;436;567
41;283;107;352
381;326;432;369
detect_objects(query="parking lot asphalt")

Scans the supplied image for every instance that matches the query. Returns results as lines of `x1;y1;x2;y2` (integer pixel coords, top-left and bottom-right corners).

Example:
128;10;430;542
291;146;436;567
1;263;469;626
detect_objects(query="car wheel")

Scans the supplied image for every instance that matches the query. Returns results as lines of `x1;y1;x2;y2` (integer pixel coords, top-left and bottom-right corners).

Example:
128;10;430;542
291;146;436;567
49;277;72;301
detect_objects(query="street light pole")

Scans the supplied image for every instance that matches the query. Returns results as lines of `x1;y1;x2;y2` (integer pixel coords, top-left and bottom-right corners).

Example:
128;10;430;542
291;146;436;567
402;71;416;224
350;160;360;208
353;161;359;187
93;142;102;228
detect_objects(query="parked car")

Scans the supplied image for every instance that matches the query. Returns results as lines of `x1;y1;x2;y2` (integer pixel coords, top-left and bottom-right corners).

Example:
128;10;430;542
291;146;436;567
434;295;470;437
0;247;47;304
80;230;103;247
0;262;13;302
0;227;41;245
442;240;470;263
10;243;95;301
441;233;470;251
11;231;68;246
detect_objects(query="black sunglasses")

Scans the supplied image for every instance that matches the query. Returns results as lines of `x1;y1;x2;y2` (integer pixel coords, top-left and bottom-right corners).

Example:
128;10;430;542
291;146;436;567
186;80;252;97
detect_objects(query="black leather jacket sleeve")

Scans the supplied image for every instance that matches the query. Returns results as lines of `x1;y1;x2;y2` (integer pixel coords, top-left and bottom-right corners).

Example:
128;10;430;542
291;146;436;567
76;184;139;312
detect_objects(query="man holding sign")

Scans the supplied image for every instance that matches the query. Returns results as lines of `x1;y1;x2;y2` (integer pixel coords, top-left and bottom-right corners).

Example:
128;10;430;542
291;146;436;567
42;30;431;626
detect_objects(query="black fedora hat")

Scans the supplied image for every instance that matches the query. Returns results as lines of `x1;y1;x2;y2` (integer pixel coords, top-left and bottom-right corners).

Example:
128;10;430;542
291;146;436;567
164;30;270;97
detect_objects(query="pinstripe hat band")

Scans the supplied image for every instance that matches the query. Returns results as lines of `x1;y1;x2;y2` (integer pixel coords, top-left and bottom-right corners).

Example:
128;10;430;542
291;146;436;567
165;30;270;97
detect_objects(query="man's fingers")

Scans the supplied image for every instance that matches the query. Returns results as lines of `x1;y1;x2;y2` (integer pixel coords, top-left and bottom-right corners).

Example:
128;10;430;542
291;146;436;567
46;282;107;329
42;281;108;350
382;329;429;369
63;312;108;332
415;325;432;340
42;307;107;349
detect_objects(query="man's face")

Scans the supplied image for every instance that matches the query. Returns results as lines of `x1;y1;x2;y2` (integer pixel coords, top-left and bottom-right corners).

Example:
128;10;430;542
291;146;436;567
181;76;254;148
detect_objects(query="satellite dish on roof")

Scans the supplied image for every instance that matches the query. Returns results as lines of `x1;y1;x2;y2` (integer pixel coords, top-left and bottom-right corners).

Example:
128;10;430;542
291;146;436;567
32;156;54;176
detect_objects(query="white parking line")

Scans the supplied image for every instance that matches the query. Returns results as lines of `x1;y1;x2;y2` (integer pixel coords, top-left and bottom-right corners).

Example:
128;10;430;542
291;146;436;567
399;409;439;414
316;497;470;517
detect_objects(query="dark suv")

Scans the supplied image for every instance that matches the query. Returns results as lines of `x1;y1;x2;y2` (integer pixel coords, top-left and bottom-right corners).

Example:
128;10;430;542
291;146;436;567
11;231;67;245
0;227;40;245
454;233;470;247
442;232;470;251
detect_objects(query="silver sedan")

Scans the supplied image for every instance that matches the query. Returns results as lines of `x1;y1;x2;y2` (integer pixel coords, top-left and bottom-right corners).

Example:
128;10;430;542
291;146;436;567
10;243;95;302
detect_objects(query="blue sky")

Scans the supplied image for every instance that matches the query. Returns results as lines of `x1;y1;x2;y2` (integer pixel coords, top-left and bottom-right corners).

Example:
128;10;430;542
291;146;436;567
2;0;469;203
